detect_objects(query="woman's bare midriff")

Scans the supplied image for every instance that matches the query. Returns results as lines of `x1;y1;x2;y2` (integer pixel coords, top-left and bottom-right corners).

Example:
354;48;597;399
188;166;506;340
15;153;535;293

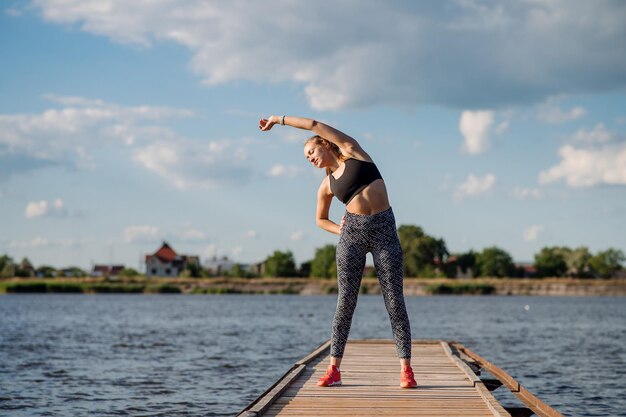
345;179;391;215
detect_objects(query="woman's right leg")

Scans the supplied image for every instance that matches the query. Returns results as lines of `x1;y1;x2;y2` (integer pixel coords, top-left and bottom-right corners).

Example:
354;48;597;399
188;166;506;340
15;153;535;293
330;229;366;358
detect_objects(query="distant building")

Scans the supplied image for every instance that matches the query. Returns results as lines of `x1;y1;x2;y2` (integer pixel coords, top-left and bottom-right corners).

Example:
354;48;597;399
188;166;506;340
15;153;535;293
434;256;474;278
515;263;537;278
246;261;265;277
203;256;235;276
91;264;125;278
145;242;199;277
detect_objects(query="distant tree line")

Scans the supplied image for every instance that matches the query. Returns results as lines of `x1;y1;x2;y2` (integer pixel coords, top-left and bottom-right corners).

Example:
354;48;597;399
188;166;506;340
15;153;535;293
0;255;140;279
254;224;625;279
2;224;623;280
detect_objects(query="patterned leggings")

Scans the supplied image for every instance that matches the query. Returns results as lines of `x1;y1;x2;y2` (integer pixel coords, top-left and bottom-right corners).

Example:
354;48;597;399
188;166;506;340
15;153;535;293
331;207;412;359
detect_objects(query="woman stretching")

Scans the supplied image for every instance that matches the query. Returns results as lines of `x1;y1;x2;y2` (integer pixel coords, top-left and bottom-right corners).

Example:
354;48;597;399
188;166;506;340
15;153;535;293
259;115;417;389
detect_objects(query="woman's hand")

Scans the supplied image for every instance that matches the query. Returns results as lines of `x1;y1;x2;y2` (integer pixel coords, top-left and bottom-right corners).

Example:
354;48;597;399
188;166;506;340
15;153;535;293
259;116;280;131
339;215;346;234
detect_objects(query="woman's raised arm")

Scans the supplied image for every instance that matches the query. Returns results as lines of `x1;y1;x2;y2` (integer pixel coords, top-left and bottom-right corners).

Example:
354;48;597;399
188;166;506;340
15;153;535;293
259;115;370;160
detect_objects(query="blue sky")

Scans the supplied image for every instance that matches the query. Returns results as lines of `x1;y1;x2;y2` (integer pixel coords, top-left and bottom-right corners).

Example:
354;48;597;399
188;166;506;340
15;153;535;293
1;0;625;271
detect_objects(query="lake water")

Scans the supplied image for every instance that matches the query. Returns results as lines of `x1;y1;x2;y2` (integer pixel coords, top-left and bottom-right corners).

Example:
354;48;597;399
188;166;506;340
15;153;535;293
1;294;625;417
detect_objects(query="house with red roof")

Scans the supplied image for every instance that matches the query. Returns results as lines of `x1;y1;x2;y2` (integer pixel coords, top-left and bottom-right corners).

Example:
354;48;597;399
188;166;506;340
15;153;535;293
145;242;200;277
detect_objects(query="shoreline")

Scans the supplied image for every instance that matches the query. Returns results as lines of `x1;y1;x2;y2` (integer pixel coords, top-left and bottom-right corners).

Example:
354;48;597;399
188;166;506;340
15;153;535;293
1;276;626;296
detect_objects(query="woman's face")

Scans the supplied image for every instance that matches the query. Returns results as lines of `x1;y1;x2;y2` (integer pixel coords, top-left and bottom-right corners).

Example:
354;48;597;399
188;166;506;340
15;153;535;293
304;142;328;168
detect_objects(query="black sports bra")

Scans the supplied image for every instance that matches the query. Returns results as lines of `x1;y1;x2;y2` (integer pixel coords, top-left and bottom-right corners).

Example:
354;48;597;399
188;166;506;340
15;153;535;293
329;158;383;204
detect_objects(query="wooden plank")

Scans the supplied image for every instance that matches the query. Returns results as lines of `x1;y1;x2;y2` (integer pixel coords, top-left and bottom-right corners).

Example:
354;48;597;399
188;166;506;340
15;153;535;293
236;340;331;417
441;341;511;417
238;364;305;417
451;342;564;417
241;340;559;417
261;341;499;417
440;341;482;385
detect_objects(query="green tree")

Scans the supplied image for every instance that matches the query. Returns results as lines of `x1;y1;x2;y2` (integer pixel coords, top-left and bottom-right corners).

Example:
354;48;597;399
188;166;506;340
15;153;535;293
60;266;87;277
0;255;15;278
534;246;570;277
264;250;297;277
298;260;312;278
398;225;425;277
565;247;593;278
228;263;257;278
310;244;337;278
444;251;477;278
456;251;477;275
229;263;245;278
15;257;35;277
119;268;140;277
36;265;57;278
397;225;448;277
589;248;625;278
476;246;515;277
184;262;202;278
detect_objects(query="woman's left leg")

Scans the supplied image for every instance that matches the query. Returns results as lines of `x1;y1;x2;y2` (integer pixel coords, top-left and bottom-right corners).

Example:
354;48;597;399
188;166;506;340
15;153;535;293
370;213;412;360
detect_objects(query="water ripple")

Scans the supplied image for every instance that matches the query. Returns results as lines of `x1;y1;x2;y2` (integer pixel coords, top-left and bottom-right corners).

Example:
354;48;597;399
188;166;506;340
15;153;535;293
1;294;625;416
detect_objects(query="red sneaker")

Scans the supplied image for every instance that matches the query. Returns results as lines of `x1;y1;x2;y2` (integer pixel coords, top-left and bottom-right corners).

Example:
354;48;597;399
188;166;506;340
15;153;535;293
400;365;417;388
317;365;342;387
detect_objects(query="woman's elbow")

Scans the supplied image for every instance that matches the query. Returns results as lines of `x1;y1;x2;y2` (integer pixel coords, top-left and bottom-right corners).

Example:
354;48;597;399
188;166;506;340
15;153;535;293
311;119;329;133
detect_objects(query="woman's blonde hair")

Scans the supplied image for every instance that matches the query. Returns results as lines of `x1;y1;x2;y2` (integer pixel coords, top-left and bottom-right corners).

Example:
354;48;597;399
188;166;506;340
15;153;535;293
304;135;347;175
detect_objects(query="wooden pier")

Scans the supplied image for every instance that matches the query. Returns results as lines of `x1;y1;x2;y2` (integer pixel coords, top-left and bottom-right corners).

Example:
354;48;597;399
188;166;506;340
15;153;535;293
237;340;564;417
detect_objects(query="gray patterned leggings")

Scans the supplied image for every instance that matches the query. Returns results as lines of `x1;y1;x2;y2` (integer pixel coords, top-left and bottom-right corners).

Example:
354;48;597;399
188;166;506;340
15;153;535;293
331;207;412;359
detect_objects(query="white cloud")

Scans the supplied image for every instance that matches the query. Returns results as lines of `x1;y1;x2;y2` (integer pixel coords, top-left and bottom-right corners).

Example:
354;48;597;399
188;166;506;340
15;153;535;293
494;120;509;135
25;200;48;219
232;246;243;257
124;225;160;243
0;95;194;179
572;123;616;144
511;187;541;200
1;93;248;187
9;237;49;248
523;225;544;242
178;229;206;241
540;124;626;187
247;230;258;239
25;198;67;219
31;1;626;110
459;110;495;154
537;98;586;124
281;130;308;144
7;237;88;249
133;138;251;189
267;164;302;178
539;143;626;187
43;94;106;107
290;231;304;242
455;174;496;199
204;244;218;258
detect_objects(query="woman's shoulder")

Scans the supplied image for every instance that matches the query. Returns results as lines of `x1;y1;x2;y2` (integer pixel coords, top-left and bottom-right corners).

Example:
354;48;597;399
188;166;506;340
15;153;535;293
345;156;375;164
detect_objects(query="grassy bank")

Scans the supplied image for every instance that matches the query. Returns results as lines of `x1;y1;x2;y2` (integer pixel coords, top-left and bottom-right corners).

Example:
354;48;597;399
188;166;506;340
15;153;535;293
424;282;495;295
1;276;625;296
0;280;182;294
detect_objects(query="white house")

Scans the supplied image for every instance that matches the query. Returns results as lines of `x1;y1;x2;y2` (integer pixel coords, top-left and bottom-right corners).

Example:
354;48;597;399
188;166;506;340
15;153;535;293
203;256;235;276
145;242;199;277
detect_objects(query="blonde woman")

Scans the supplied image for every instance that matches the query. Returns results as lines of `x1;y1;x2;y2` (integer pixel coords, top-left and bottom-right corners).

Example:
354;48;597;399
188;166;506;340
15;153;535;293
259;115;416;389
